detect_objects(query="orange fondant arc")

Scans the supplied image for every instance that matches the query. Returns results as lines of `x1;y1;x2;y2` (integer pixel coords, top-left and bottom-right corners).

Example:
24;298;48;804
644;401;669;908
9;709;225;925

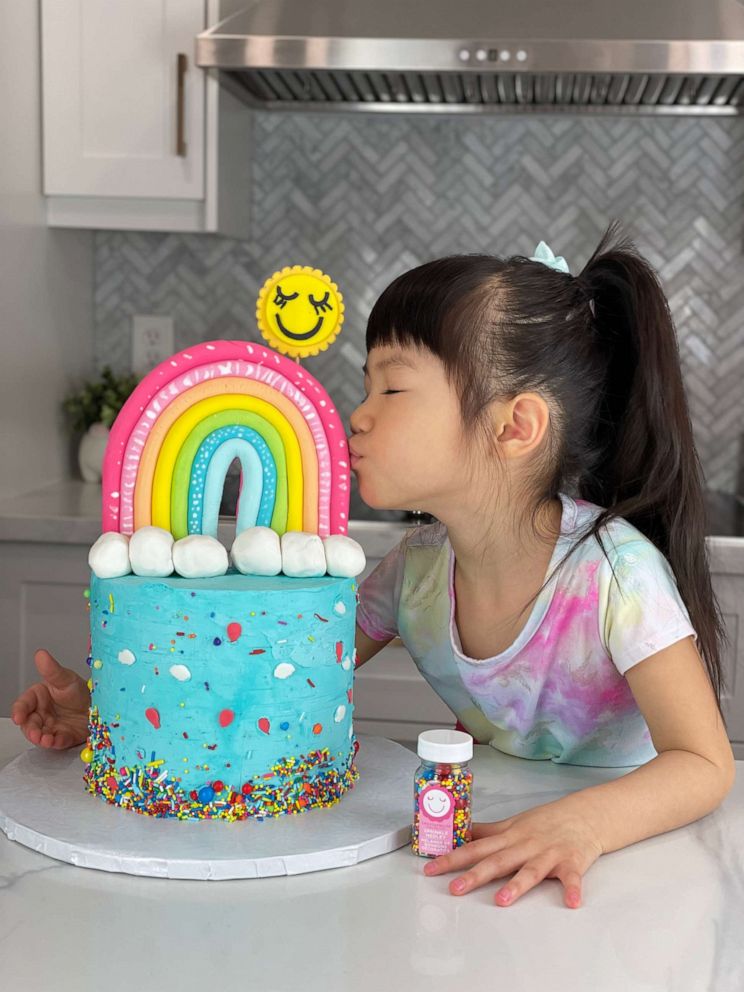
132;377;319;532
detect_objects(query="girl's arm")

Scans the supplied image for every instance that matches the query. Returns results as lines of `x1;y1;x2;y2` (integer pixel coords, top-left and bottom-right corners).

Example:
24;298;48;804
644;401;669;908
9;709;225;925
354;623;393;670
422;634;736;908
569;633;735;853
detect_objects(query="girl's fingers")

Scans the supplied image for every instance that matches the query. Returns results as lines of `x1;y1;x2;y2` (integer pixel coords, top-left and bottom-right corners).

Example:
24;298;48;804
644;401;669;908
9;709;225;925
552;866;584;909
448;849;529;896
10;686;43;723
30;724;64;750
470;819;512;841
13;686;61;747
51;725;82;749
10;699;30;723
423;836;506;876
21;714;43;746
34;649;78;690
494;861;584;908
494;858;555;906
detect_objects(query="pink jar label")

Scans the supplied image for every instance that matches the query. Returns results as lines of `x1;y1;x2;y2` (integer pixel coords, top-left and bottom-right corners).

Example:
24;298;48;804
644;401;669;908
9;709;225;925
417;783;456;856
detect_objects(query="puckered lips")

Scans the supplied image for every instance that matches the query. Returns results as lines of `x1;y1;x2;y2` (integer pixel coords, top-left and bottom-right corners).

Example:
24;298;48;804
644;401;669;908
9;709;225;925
348;439;363;470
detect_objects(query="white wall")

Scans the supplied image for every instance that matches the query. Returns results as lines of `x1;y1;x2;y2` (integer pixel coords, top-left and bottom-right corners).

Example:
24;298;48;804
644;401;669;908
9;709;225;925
0;0;93;501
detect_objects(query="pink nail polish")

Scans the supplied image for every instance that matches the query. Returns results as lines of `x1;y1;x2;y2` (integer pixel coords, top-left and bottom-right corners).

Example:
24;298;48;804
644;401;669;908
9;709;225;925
452;879;466;893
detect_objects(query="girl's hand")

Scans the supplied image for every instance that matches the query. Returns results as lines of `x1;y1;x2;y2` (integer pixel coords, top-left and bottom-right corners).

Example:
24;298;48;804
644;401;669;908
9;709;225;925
422;797;604;908
10;649;91;750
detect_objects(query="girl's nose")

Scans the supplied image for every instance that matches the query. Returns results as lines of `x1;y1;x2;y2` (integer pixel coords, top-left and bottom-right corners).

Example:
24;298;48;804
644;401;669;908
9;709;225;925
349;399;371;436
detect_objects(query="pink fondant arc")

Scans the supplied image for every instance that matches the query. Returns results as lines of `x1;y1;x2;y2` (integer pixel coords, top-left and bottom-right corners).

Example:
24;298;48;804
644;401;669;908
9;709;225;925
102;341;350;536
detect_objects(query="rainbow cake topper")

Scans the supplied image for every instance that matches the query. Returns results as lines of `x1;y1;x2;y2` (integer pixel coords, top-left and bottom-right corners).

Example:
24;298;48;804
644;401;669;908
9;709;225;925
256;266;344;359
101;340;350;539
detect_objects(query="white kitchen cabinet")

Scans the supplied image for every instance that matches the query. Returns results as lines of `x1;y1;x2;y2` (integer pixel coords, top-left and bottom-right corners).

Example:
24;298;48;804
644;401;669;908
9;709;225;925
709;539;744;746
41;0;250;235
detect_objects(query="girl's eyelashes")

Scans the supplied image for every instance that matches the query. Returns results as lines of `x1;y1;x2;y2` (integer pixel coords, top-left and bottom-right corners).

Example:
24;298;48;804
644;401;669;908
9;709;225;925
361;383;405;400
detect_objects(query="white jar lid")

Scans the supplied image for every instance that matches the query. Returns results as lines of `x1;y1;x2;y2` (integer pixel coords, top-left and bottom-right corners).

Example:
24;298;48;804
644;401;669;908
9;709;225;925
417;729;473;763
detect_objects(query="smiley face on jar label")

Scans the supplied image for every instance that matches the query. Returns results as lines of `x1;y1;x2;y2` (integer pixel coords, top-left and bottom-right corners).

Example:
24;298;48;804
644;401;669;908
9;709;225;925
420;785;454;819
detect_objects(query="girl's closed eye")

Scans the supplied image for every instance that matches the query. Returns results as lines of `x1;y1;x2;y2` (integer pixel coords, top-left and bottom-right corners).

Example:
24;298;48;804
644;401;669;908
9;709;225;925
361;384;405;399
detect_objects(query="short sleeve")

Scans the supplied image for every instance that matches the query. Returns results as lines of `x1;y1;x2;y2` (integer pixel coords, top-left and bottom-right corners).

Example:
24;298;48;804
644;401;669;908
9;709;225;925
356;537;407;642
601;540;698;676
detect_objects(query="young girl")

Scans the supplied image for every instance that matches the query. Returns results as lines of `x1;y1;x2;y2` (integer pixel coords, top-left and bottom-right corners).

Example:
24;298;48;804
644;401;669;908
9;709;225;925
12;222;735;910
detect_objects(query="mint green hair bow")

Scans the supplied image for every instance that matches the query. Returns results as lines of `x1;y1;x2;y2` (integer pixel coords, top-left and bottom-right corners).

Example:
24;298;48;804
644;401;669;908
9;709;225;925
529;241;570;275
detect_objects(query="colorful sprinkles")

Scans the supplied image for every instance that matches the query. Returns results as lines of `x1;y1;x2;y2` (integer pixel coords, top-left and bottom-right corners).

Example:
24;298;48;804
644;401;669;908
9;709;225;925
412;760;473;856
83;709;359;820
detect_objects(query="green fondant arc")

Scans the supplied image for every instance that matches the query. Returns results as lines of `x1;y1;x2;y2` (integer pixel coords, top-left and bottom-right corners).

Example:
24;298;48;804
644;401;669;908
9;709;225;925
171;409;289;539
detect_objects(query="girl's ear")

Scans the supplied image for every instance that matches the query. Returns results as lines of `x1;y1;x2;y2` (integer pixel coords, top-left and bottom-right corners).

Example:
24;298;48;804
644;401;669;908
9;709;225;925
493;393;552;458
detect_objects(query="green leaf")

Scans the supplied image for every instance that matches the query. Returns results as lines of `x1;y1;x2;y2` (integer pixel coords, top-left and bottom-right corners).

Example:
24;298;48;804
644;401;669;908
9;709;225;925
63;367;140;434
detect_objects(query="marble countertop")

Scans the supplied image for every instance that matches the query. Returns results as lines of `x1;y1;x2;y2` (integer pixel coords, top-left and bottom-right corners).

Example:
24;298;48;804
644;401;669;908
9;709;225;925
2;718;743;992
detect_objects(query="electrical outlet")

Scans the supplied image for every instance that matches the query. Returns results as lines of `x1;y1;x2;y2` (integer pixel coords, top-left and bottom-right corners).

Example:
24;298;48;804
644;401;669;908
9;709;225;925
132;315;174;374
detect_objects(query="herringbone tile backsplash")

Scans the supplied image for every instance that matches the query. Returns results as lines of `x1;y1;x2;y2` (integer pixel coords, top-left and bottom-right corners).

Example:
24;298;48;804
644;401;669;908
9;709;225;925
94;111;744;518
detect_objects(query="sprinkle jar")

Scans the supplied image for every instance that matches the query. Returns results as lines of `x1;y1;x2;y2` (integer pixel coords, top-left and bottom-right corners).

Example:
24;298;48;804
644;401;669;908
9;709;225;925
412;729;473;857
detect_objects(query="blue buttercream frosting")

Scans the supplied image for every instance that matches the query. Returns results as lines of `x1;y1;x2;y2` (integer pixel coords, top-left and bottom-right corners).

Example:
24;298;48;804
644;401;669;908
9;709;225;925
87;569;358;817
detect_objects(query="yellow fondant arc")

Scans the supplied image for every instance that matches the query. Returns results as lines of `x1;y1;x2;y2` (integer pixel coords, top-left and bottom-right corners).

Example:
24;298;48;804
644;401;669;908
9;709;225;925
132;377;319;533
171;410;289;539
150;394;312;534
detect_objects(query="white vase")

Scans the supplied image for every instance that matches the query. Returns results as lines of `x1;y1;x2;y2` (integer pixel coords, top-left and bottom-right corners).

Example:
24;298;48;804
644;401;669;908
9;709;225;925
78;422;109;483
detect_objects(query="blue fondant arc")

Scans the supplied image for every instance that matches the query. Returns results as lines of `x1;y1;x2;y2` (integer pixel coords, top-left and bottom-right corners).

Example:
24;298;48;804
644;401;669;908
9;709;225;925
188;425;277;536
203;439;263;538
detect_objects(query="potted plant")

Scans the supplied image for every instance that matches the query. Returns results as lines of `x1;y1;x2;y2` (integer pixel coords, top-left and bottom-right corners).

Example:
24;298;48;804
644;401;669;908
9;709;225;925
64;366;139;482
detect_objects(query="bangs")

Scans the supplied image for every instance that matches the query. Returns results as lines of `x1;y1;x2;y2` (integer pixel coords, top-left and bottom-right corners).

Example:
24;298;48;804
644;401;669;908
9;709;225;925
365;255;507;359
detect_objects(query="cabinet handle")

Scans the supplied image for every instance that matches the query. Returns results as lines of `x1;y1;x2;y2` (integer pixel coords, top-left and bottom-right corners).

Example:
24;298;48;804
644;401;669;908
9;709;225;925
176;53;187;157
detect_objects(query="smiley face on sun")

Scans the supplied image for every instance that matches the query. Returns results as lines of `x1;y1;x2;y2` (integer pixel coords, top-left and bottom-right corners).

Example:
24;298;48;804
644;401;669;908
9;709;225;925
256;266;345;359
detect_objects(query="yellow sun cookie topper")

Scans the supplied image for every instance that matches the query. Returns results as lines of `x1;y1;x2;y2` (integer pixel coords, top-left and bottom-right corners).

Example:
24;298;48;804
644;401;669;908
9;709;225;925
256;266;345;359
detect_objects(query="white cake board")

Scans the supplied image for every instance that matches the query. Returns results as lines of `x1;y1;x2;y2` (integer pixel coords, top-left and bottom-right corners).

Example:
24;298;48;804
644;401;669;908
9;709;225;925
0;735;419;880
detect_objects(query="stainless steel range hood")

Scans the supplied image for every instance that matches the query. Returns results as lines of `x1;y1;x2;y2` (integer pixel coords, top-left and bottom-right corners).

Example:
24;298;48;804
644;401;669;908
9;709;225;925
196;0;744;115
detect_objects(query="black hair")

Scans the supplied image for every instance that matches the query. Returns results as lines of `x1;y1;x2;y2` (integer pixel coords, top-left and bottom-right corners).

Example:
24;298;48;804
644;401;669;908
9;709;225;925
365;221;728;715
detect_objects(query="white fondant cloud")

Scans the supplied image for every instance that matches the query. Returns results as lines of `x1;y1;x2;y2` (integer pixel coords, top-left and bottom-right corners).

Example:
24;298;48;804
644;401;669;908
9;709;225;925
129;526;174;577
280;531;327;578
89;532;131;579
231;526;282;576
172;534;228;579
323;534;366;578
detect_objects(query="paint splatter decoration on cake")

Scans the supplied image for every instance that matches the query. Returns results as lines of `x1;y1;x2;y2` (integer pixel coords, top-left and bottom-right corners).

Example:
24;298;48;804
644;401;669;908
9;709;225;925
81;572;360;820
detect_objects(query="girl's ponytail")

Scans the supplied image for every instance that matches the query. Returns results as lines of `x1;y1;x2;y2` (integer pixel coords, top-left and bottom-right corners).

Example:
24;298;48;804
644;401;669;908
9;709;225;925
577;222;728;708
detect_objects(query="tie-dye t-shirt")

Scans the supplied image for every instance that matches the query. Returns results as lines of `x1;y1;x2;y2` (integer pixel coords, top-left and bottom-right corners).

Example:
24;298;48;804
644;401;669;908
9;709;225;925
357;492;698;768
